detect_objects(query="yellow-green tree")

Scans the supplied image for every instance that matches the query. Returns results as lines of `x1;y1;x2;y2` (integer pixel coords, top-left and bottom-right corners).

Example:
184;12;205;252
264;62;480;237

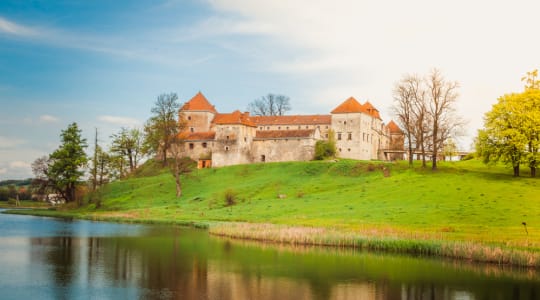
477;87;540;177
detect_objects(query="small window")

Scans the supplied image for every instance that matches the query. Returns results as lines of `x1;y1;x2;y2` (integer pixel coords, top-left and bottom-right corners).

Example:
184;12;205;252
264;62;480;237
325;134;328;138
317;125;320;129
339;148;342;152
188;116;192;120
261;155;266;162
278;126;281;130
244;137;247;142
226;135;230;140
305;126;308;129
225;146;229;151
260;127;263;130
286;126;289;130
325;126;329;129
347;148;351;152
190;128;194;133
202;142;207;148
348;133;352;140
337;133;342;140
298;126;301;129
344;121;347;125
189;143;194;150
267;126;270;130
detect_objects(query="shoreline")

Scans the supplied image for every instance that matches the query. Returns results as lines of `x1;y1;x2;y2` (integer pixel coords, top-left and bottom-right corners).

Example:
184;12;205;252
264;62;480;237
4;208;539;268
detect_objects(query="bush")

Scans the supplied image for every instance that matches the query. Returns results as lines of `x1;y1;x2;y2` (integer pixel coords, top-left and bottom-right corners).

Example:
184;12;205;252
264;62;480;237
314;140;336;160
224;189;237;206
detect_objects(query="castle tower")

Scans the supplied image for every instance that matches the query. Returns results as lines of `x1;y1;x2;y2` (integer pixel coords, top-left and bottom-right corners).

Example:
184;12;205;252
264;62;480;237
180;92;217;133
330;97;382;160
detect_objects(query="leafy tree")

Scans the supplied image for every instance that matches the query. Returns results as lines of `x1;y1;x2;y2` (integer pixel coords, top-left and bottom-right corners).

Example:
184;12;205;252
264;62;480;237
521;69;539;90
247;93;291;116
48;122;88;202
314;130;336;160
111;127;144;173
144;93;181;166
477;70;540;177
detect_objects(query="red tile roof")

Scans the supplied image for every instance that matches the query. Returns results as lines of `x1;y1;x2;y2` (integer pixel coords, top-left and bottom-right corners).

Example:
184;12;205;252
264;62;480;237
213;110;256;127
331;97;365;114
250;115;331;126
255;129;315;139
386;120;403;134
181;92;217;113
331;97;382;119
362;101;381;119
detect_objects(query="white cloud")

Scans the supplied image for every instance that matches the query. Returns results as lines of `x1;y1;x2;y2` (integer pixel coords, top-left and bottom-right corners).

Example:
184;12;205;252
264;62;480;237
9;161;30;169
0;136;26;149
39;114;59;123
98;115;141;128
0;16;36;37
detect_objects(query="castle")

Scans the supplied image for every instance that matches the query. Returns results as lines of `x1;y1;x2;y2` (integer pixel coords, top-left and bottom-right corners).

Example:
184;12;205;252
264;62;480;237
177;92;404;168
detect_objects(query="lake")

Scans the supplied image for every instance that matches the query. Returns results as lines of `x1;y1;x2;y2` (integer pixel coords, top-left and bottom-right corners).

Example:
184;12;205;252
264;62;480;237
0;209;538;299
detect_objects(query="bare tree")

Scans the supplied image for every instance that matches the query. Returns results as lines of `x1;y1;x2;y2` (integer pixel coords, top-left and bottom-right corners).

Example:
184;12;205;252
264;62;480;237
425;69;462;170
392;74;420;166
247;93;291;116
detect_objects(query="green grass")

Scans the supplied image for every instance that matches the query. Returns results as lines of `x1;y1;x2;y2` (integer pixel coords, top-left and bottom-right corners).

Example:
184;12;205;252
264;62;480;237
7;159;540;266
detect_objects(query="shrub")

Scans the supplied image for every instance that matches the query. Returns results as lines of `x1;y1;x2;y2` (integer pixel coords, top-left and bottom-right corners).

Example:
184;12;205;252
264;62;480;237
224;189;237;206
314;130;336;160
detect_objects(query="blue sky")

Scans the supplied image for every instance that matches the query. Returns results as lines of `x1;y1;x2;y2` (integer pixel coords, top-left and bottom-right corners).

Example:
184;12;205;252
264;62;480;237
1;0;539;179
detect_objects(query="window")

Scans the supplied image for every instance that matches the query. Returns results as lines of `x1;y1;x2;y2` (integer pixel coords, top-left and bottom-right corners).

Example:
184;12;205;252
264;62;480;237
339;148;342;152
189;143;194;150
190;127;194;133
261;155;266;162
298;125;301;129
244;137;247;142
344;121;347;125
226;135;230;140
337;133;342;140
267;126;270;130
286;126;289;130
202;142;207;148
306;126;309;129
278;126;281;130
260;127;263;130
188;116;192;120
325;134;328;138
225;146;229;151
348;133;352;140
325;126;329;129
347;148;351;152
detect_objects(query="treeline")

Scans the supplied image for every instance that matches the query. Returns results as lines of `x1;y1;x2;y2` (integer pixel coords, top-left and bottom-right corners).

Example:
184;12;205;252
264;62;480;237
0;185;32;201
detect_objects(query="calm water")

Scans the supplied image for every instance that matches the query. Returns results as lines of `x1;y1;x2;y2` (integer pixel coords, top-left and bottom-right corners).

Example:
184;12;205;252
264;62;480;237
0;210;539;300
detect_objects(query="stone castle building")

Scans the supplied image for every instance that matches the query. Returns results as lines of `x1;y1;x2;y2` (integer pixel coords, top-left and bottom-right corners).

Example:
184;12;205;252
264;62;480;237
177;92;403;168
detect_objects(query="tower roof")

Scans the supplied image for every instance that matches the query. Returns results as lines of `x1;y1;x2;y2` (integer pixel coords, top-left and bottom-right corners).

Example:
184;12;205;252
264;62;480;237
387;120;403;134
181;92;217;113
331;97;365;114
362;101;381;119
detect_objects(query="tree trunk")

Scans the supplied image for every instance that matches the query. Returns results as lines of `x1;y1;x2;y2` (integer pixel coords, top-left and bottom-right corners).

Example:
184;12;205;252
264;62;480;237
531;167;536;178
513;165;520;177
174;166;182;198
407;133;413;167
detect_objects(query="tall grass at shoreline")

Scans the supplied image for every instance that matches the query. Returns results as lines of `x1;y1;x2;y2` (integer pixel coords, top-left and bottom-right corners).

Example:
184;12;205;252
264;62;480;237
209;222;540;267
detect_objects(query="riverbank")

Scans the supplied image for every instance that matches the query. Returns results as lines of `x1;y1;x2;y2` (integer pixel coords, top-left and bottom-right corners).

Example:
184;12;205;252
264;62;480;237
4;159;539;267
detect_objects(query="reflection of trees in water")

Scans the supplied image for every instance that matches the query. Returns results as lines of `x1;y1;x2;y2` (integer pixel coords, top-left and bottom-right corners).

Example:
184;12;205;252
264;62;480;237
27;228;540;300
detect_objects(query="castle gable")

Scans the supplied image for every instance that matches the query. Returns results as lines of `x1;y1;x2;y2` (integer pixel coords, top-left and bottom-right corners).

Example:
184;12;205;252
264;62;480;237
362;101;381;120
181;92;217;113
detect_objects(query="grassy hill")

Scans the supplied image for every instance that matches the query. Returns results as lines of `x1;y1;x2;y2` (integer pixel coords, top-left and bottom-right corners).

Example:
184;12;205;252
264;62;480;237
8;159;540;266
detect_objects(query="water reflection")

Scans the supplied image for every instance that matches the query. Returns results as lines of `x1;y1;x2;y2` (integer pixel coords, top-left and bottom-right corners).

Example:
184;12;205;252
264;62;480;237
1;212;539;300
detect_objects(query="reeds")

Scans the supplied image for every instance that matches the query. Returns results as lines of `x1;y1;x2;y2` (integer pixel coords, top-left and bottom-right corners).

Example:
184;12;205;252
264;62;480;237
209;222;540;267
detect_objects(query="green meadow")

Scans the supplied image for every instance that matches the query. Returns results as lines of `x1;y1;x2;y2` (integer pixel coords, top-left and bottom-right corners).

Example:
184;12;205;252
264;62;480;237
7;159;540;266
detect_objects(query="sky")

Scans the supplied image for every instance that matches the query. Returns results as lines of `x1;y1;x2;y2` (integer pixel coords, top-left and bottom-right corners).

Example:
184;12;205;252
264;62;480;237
1;0;539;180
